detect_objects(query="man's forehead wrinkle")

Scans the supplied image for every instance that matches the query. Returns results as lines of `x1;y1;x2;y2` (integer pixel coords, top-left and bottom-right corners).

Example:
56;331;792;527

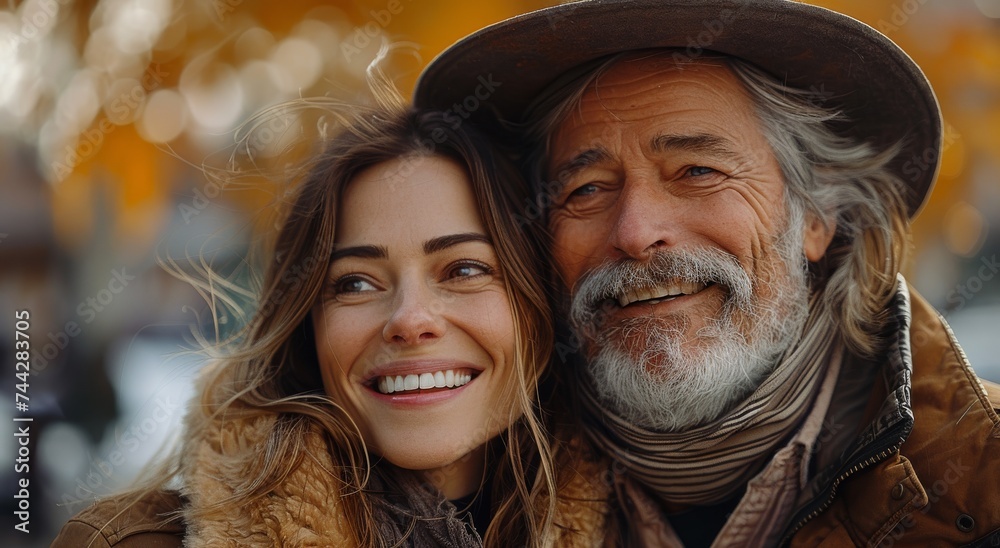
586;63;685;121
578;79;750;129
587;76;627;124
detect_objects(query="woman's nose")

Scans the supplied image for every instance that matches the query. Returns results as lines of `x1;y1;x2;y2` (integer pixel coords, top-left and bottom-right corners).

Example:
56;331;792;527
381;281;446;345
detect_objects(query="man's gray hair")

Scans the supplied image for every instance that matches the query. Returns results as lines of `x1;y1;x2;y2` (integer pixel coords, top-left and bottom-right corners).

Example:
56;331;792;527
522;51;910;358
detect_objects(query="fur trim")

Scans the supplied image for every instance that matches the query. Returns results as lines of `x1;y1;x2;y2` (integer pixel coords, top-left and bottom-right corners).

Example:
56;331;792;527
545;438;614;547
178;366;612;546
181;407;351;547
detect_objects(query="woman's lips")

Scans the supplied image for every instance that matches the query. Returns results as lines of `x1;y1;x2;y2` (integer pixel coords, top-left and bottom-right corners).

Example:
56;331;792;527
363;360;482;398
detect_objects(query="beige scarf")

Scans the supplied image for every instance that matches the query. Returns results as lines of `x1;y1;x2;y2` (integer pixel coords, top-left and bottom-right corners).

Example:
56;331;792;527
580;298;839;507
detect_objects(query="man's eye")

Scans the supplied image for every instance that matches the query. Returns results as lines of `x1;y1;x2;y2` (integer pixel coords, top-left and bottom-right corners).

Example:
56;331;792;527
446;261;492;280
568;183;599;198
687;166;716;177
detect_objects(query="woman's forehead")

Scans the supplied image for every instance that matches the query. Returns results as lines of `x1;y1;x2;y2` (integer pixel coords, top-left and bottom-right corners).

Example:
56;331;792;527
335;155;486;249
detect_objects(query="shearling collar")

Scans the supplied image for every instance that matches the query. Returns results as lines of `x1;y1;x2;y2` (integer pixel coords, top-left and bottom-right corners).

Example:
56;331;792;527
177;387;612;547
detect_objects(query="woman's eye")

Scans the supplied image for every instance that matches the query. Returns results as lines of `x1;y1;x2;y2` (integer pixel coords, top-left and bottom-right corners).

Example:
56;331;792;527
446;261;492;280
333;276;377;294
687;166;716;177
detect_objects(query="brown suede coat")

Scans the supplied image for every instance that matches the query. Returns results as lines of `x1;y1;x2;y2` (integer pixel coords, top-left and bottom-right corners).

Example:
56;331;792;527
51;391;612;547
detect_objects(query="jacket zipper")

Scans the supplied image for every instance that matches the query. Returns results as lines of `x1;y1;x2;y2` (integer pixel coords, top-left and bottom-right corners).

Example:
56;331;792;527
779;422;910;545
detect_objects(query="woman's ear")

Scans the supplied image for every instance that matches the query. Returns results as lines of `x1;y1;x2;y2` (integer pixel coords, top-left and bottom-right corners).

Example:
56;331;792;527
803;212;836;262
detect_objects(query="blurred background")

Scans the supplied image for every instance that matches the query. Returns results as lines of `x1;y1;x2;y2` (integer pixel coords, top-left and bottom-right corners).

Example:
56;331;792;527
0;0;997;544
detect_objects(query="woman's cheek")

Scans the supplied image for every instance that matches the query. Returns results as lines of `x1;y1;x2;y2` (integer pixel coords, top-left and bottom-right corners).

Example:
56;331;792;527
318;306;377;374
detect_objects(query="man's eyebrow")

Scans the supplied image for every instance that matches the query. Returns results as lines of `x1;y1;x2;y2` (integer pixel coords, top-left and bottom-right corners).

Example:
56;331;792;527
424;233;492;255
651;133;741;159
330;245;388;263
550;147;612;182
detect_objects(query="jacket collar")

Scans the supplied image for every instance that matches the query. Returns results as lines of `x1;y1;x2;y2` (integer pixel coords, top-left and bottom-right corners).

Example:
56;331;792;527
781;275;919;541
178;384;612;546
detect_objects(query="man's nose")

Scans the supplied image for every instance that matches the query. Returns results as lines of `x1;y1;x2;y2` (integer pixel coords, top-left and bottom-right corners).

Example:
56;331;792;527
382;279;446;345
607;177;681;260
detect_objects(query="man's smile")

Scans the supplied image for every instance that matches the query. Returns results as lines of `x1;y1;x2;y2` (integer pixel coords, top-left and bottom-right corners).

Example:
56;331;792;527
614;280;711;308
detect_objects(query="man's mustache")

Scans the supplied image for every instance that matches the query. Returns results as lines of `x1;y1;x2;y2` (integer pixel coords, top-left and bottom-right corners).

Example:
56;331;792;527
569;247;754;334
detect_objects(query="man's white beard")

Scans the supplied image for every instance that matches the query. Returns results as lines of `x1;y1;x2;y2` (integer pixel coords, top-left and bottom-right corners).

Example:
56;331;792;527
570;209;811;432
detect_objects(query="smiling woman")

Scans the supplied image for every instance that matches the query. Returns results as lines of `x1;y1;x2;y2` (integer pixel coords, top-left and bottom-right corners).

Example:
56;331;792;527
50;75;609;547
315;156;522;498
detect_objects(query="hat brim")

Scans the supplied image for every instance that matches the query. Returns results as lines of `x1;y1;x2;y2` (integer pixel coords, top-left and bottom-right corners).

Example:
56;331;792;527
413;0;941;217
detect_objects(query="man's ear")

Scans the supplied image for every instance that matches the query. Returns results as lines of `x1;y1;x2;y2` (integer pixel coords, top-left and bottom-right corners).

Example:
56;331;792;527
803;212;836;262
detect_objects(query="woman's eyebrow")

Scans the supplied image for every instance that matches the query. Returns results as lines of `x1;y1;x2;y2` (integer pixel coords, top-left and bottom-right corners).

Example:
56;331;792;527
330;244;388;262
423;233;492;255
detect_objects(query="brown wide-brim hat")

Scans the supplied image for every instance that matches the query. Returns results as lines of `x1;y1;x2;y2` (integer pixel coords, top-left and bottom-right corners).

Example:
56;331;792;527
413;0;942;218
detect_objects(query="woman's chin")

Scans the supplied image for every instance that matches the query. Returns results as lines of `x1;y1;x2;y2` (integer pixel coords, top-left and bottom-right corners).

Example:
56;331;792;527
380;448;473;474
375;441;487;497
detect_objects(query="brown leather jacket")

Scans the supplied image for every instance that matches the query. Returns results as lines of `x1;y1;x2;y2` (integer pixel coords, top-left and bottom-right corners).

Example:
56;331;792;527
51;490;185;547
786;286;1000;546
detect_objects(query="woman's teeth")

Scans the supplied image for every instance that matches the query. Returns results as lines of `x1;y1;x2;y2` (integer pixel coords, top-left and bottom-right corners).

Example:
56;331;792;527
376;370;473;394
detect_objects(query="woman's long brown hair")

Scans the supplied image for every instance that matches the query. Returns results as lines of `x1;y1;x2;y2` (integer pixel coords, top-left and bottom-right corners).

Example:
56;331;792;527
100;72;558;547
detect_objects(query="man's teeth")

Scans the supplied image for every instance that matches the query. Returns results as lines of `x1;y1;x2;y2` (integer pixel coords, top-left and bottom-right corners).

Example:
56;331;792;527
376;370;474;394
616;281;708;307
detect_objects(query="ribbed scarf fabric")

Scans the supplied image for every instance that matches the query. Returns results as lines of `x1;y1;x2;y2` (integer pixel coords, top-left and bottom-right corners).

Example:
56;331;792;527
580;298;839;506
368;465;484;547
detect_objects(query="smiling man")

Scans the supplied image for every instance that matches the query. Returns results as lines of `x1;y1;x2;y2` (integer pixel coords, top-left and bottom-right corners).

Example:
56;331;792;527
550;58;827;438
415;1;1000;546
